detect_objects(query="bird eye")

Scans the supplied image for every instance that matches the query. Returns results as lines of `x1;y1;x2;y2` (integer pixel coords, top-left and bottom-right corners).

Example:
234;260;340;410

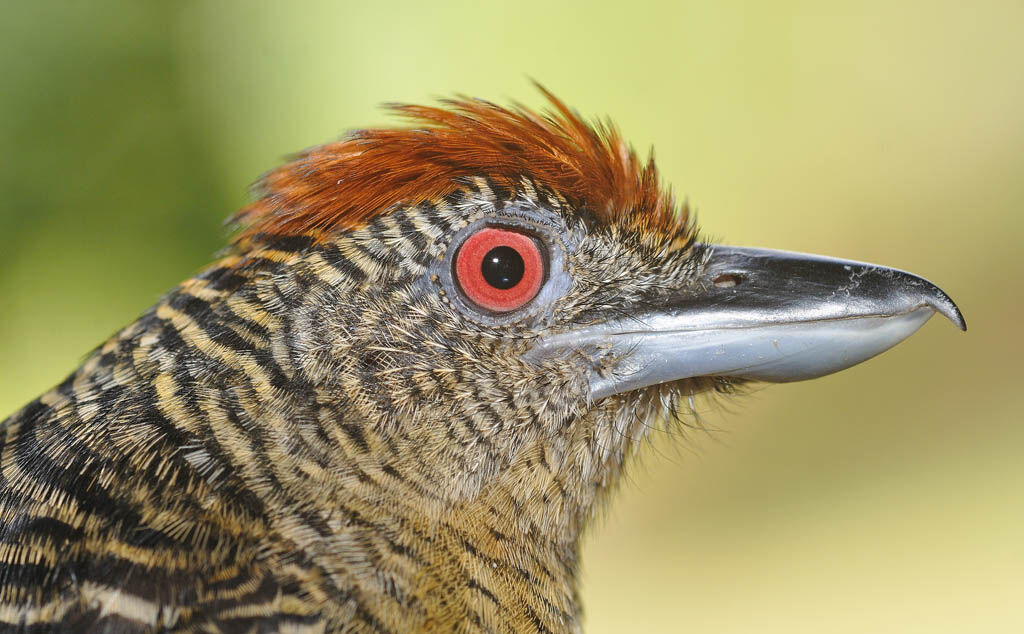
454;227;545;312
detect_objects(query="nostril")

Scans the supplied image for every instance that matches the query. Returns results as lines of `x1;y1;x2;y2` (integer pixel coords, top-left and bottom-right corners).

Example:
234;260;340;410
713;273;743;288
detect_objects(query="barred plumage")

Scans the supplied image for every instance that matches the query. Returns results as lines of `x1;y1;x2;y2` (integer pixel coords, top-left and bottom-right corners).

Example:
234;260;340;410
0;90;963;633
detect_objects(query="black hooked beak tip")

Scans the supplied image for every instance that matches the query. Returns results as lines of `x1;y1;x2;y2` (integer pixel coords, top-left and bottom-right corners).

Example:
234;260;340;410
523;245;966;400
699;246;966;332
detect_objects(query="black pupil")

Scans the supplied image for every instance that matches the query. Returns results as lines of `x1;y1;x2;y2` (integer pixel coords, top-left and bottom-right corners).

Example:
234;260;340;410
481;245;525;289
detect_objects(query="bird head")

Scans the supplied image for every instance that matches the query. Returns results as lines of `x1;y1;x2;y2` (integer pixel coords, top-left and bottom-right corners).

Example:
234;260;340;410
0;87;967;632
196;87;964;551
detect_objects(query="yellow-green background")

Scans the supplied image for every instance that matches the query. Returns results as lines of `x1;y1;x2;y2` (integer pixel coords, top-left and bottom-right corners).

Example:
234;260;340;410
1;2;1021;631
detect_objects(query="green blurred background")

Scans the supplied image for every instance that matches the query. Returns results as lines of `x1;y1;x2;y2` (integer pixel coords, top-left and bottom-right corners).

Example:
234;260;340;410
1;1;1021;631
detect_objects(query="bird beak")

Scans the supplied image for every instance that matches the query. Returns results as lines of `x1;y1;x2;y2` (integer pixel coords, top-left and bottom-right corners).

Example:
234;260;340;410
523;245;966;400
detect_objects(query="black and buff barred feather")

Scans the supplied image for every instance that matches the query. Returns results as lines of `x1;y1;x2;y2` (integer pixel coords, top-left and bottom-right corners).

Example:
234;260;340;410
0;93;714;634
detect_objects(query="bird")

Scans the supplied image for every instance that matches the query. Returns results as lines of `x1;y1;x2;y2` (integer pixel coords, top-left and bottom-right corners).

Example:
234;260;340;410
0;87;965;633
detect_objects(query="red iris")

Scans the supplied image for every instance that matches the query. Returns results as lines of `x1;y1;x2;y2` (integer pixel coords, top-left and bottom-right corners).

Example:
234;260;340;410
454;227;544;312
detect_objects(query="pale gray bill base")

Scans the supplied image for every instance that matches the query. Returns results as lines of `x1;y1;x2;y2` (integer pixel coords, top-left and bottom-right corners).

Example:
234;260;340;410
523;245;966;400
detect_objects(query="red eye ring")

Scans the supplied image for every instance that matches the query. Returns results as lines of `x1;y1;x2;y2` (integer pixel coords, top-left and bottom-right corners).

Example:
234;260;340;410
454;227;544;313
